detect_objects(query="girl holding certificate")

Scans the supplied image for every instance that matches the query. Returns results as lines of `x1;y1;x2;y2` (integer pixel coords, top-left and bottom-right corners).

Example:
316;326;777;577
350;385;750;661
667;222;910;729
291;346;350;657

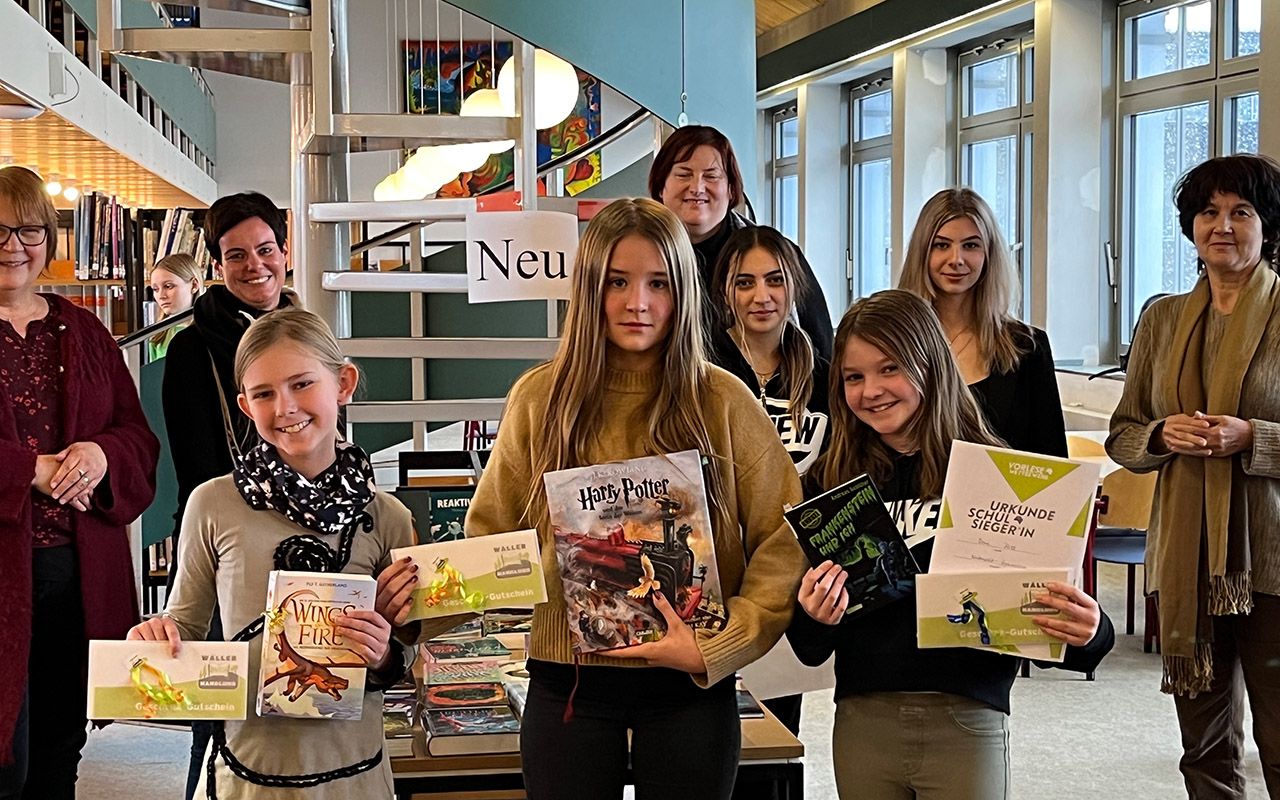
789;290;1113;800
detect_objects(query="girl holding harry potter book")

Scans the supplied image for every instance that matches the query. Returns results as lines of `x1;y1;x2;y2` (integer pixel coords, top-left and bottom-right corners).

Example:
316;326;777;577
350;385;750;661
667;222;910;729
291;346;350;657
788;290;1114;800
446;198;809;799
128;307;415;799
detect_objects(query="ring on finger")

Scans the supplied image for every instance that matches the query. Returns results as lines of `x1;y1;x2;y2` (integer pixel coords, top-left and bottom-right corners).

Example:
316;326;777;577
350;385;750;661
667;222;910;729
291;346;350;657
81;474;91;483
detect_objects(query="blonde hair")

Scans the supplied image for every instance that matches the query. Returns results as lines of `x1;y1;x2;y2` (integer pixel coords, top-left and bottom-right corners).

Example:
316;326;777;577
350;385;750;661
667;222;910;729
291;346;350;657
811;290;1001;498
898;188;1030;376
711;226;815;433
234;306;354;391
520;197;729;532
152;253;205;296
0;167;58;269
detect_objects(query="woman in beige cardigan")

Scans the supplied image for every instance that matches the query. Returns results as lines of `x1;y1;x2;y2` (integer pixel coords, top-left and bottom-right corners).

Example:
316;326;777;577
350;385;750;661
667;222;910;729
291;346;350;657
1107;153;1280;799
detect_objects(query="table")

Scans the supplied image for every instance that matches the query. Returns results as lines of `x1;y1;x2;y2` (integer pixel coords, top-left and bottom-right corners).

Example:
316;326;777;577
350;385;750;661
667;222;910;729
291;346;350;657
390;707;805;799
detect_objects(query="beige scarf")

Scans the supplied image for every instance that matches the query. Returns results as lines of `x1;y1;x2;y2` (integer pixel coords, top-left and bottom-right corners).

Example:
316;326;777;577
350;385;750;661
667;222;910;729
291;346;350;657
1156;263;1279;696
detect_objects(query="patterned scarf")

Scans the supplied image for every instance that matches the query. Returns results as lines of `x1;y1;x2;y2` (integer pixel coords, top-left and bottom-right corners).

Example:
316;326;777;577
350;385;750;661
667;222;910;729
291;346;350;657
232;440;376;572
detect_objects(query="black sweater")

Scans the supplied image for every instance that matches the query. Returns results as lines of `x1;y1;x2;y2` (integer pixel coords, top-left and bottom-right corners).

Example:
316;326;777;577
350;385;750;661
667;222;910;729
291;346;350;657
787;453;1115;714
709;329;830;474
692;211;834;362
970;326;1068;458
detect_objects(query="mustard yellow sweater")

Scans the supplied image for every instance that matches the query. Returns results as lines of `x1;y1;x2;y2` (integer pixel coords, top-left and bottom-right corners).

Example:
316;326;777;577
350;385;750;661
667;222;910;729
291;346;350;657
465;363;807;687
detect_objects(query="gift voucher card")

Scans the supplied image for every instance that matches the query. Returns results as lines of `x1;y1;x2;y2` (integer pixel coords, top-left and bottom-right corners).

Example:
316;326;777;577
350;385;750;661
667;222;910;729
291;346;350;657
391;529;546;622
88;640;249;721
916;569;1069;652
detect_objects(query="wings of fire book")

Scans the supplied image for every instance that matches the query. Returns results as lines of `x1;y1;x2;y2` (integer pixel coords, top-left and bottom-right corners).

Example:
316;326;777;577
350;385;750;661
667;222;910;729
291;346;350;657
542;449;728;655
257;570;378;720
783;473;921;619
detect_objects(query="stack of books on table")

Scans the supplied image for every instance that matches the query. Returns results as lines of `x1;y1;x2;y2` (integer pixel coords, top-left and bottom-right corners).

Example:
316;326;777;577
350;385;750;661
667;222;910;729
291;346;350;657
419;630;531;757
382;673;418;758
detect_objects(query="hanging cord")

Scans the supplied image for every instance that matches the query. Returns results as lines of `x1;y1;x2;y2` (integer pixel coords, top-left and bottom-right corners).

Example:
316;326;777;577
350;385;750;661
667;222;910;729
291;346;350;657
678;0;688;126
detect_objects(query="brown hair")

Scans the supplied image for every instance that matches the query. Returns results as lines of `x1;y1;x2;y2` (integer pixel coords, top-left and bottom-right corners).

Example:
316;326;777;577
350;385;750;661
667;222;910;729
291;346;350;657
1174;153;1280;267
0;167;59;268
811;289;1001;498
647;125;745;210
711;225;815;433
899;187;1030;376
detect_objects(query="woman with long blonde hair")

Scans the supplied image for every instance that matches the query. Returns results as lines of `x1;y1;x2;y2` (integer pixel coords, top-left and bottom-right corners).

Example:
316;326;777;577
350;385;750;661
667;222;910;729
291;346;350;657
899;188;1067;457
790;290;1112;800
445;198;808;799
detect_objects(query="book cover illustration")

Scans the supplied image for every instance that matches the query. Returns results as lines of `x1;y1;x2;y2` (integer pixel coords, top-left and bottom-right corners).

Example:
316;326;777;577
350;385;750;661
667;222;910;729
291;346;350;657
429;488;474;542
422;637;512;685
87;641;249;721
784;474;920;619
257;571;377;720
423;682;508;710
425;706;520;738
543;450;728;655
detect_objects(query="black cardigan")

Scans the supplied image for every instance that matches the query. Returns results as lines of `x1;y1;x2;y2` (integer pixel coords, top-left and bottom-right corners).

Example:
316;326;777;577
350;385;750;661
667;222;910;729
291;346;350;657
970;326;1068;458
787;453;1114;714
692;211;834;362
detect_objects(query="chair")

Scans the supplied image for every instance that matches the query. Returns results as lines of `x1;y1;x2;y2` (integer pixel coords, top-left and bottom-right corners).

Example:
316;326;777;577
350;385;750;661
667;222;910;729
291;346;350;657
1067;434;1108;458
1090;467;1159;652
464;419;498;450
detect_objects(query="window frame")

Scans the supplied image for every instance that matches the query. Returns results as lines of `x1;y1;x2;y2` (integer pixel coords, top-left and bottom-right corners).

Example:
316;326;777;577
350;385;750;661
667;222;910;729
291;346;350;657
847;71;894;302
958;38;1024;128
768;104;800;237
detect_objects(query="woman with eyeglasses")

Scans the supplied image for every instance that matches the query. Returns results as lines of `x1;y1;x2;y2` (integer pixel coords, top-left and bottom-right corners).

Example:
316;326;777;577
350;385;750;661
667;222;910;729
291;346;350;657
0;167;159;800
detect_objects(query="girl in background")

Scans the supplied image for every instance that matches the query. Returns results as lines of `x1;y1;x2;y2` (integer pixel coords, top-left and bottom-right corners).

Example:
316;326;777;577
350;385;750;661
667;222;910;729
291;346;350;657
790;290;1112;800
709;224;829;744
129;307;414;799
899;188;1067;457
459;198;808;800
148;253;204;360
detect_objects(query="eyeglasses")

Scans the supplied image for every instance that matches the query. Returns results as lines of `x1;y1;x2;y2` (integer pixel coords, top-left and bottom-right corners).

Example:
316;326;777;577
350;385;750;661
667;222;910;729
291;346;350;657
0;225;48;247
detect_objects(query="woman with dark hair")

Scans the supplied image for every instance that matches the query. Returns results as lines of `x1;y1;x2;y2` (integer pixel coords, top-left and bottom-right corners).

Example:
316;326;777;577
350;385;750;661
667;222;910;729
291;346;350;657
0;167;159;799
1107;153;1280;797
648;125;833;360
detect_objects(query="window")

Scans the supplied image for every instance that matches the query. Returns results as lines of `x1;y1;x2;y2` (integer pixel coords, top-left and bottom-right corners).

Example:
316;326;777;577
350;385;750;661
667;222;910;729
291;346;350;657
957;29;1035;319
849;73;893;300
1115;0;1261;341
769;105;799;239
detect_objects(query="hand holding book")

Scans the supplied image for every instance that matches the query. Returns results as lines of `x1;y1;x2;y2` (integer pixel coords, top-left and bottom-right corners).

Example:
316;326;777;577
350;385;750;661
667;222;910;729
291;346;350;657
798;561;849;626
332;609;395;671
602;591;708;674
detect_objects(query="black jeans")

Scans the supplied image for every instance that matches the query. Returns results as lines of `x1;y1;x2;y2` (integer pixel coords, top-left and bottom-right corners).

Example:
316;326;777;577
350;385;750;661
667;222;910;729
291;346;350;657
520;659;741;800
0;547;87;800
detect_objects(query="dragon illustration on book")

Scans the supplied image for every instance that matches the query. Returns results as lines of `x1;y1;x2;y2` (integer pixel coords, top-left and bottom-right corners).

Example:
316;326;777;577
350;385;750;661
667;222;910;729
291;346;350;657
262;589;367;703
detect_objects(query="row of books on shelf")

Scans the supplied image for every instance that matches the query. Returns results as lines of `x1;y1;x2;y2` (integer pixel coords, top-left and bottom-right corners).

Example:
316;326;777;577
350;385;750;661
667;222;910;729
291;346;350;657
146;207;222;281
67;195;222;284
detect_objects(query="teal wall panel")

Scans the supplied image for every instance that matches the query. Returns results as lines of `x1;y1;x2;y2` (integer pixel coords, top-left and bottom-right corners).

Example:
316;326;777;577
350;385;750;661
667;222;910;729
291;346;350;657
139;357;176;548
450;0;757;187
62;0;217;160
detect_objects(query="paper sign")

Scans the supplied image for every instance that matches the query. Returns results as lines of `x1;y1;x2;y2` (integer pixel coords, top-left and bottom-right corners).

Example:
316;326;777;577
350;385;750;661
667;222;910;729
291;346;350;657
466;209;578;303
88;641;249;720
930;442;1101;583
917;569;1069;651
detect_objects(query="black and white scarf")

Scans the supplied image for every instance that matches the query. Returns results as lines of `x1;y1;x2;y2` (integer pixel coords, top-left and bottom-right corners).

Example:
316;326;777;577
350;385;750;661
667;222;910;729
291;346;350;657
232;440;376;572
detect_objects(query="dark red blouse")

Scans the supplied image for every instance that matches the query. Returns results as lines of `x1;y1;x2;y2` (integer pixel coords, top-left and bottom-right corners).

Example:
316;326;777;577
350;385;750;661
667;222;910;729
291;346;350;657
0;302;71;547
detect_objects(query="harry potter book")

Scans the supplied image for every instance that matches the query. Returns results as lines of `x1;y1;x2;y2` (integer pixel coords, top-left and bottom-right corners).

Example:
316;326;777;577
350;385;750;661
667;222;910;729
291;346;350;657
784;474;921;619
257;571;378;721
543;450;728;655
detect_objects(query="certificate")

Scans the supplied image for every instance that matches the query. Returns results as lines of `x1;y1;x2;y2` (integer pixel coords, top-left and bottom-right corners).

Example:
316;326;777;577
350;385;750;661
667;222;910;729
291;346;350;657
930;442;1101;583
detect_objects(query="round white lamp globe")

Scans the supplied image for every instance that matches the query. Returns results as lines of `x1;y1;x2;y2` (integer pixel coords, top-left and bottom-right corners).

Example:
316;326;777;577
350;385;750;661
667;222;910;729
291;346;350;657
497;49;580;130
